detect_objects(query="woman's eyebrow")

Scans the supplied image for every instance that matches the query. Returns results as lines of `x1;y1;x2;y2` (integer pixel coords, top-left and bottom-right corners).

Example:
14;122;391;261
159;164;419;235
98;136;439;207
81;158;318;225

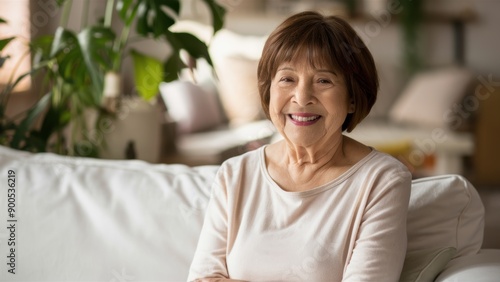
276;67;339;76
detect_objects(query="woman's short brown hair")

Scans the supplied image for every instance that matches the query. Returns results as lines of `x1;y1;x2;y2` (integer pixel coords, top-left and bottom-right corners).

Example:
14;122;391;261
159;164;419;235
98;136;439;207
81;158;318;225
257;11;378;132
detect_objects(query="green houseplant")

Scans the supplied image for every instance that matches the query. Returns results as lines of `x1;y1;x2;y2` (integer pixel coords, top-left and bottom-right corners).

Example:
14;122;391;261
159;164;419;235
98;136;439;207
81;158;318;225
0;0;225;157
0;18;15;69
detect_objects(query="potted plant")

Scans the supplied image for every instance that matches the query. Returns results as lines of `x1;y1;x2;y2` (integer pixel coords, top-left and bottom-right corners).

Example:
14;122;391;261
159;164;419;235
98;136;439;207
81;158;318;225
0;0;225;157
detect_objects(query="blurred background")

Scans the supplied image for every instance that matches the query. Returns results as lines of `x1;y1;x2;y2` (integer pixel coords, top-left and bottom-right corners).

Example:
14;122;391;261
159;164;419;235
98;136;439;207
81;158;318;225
0;0;499;246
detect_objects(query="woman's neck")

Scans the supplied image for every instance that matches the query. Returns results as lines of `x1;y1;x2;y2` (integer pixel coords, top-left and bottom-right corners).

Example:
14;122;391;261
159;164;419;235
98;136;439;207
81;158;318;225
268;135;347;191
283;133;345;167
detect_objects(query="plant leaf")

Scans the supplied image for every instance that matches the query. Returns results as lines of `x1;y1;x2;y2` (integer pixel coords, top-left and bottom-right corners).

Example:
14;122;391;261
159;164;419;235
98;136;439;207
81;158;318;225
39;103;71;141
77;26;116;104
135;0;178;38
159;0;181;15
168;32;213;66
116;0;140;26
0;56;9;68
200;0;226;33
30;35;55;64
163;52;185;82
50;27;78;57
131;49;163;101
0;37;15;52
10;93;51;149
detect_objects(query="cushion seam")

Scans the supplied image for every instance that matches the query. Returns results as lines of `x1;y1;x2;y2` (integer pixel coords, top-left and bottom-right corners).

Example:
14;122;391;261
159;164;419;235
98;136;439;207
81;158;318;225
453;177;472;257
415;247;452;281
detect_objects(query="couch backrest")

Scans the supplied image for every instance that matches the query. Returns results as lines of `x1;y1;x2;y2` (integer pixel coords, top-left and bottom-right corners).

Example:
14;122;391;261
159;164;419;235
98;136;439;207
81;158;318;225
407;174;484;258
0;146;216;281
0;146;484;281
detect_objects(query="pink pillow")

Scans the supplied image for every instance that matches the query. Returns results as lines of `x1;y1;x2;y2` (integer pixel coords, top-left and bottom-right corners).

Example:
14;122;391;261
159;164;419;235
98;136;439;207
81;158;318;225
159;81;224;134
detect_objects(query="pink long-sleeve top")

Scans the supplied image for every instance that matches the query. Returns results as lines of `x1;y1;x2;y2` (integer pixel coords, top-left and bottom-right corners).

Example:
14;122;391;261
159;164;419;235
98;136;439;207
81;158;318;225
188;146;411;282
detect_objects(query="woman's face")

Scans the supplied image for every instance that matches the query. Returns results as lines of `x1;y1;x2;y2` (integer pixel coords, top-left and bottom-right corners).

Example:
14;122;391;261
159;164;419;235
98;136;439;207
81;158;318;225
269;56;353;148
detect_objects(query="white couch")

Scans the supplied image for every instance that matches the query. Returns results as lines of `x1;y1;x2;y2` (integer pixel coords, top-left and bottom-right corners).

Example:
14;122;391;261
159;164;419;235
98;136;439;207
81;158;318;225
0;145;499;282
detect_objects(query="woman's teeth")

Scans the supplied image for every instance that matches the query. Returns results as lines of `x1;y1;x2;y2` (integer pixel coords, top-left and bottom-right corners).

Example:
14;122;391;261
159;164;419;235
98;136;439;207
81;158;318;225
290;115;320;122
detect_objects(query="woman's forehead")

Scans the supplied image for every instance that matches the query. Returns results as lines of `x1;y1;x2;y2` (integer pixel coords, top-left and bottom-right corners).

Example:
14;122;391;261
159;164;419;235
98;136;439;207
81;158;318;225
275;50;339;74
277;60;336;73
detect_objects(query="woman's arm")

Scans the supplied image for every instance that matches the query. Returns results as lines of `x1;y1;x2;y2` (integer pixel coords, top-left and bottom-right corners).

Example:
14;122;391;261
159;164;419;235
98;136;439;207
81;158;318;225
188;171;232;281
343;167;412;281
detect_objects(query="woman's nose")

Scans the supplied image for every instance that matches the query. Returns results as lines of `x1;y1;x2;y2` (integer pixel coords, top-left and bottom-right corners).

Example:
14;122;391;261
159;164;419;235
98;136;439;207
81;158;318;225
293;82;315;106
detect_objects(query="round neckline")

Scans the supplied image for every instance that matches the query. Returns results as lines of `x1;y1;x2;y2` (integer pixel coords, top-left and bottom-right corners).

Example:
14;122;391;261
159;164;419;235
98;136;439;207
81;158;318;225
258;145;377;198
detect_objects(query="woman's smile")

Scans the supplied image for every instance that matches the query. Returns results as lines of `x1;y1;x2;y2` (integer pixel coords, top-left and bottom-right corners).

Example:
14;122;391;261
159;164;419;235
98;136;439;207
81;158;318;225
288;113;322;126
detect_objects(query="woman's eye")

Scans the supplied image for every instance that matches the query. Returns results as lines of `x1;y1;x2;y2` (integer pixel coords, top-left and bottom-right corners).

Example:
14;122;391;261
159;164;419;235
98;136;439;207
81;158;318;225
279;77;293;83
318;79;332;84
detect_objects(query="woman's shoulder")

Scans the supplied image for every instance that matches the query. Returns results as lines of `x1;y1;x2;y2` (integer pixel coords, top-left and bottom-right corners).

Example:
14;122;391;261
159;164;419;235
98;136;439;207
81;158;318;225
359;149;412;186
344;136;411;180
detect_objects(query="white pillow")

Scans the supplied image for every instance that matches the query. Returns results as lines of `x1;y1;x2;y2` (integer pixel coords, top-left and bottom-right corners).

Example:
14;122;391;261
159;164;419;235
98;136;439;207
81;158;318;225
389;67;474;128
213;56;264;125
159;81;224;134
210;30;268;125
407;174;484;258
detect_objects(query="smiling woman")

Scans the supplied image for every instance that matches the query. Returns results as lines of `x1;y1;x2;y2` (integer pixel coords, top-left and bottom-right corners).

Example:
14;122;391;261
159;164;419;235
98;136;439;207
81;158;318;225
257;11;378;133
188;11;412;282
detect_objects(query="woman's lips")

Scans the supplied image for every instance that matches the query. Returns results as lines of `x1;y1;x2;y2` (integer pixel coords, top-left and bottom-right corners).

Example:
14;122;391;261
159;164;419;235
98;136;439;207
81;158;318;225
288;114;321;126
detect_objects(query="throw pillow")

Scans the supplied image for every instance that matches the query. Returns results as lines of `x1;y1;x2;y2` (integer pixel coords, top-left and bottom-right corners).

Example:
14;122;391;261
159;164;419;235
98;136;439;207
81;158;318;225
399;247;457;282
367;61;405;120
209;29;267;126
213;55;264;125
389;67;474;128
159;81;225;134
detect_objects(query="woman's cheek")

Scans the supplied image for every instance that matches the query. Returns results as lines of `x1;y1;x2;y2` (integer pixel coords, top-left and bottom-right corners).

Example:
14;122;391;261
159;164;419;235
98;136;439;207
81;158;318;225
269;105;285;129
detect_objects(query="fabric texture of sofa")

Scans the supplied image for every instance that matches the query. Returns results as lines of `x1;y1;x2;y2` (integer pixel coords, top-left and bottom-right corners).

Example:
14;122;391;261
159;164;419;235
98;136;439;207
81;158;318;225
0;145;499;281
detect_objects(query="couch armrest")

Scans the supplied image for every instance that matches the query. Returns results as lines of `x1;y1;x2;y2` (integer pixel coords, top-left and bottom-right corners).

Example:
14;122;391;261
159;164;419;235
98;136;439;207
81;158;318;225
436;249;500;281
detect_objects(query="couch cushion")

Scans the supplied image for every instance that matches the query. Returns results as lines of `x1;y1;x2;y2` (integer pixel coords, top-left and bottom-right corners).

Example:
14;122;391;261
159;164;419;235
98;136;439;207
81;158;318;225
407;174;484;258
0;145;217;281
436;249;500;282
400;247;457;282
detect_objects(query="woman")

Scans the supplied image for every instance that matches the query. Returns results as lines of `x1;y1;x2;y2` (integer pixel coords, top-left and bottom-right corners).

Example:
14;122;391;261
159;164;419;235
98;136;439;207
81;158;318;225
188;11;411;282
